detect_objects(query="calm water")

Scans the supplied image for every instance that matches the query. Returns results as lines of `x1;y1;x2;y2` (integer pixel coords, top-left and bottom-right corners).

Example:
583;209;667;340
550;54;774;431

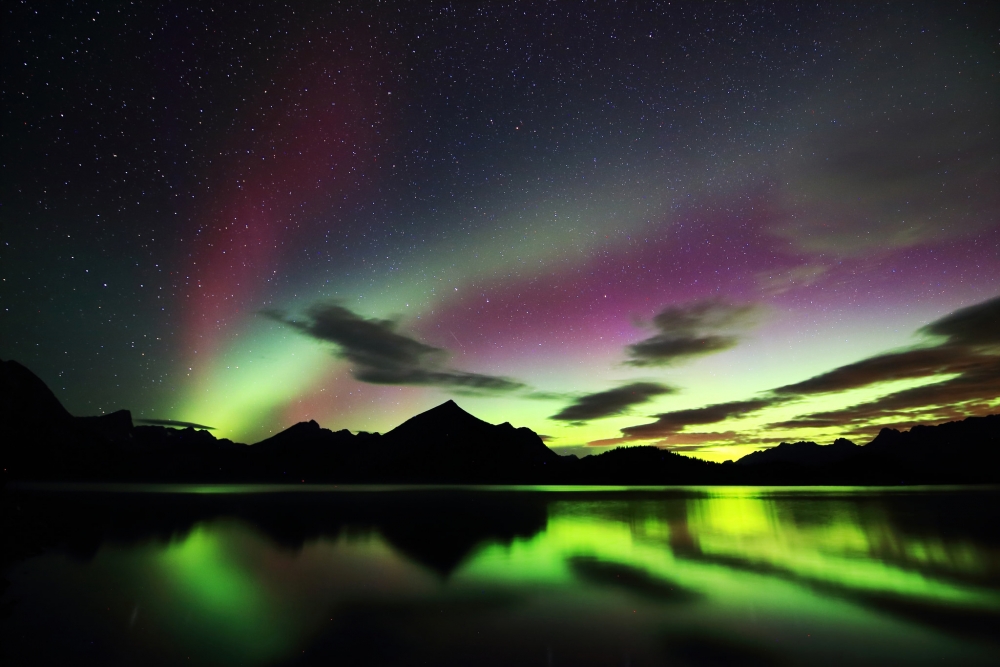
4;485;999;666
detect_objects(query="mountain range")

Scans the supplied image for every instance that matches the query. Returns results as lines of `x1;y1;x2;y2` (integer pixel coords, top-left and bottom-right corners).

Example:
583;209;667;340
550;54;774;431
2;358;998;484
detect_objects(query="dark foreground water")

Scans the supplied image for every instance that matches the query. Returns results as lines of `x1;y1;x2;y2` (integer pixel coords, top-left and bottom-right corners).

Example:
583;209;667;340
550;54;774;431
3;485;999;666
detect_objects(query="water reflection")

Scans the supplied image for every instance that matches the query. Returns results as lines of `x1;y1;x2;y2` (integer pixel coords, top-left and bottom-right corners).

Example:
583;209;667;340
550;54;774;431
4;486;999;665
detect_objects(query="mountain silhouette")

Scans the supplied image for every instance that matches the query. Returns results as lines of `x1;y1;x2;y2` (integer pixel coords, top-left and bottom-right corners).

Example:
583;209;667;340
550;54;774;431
1;359;73;424
1;358;250;481
246;400;560;482
250;420;359;481
867;417;1000;463
2;358;999;484
735;438;860;467
377;400;560;482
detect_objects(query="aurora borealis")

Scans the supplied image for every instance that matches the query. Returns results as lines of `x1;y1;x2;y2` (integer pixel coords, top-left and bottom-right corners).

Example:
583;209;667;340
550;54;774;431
2;1;998;460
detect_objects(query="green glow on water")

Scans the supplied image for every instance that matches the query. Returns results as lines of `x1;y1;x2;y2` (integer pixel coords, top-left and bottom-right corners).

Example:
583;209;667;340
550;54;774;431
686;496;997;606
458;492;1000;615
155;524;289;663
445;492;999;666
7;486;999;665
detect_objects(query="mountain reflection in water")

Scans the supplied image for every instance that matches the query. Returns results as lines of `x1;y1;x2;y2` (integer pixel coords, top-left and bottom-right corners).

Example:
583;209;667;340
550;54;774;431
3;486;999;666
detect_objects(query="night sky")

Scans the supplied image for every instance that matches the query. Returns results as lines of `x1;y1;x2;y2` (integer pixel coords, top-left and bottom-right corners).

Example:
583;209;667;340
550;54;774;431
3;1;998;460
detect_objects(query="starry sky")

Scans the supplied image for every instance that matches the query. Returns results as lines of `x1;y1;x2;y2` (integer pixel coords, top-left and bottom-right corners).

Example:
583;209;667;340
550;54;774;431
3;1;998;461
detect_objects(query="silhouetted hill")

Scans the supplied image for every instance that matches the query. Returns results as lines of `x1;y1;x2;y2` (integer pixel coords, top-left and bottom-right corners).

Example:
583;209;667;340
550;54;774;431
75;410;134;442
736;438;860;467
730;417;1000;484
376;400;560;482
2;358;999;484
853;415;1000;483
867;416;1000;463
1;358;249;482
250;420;388;482
575;446;721;484
1;359;73;425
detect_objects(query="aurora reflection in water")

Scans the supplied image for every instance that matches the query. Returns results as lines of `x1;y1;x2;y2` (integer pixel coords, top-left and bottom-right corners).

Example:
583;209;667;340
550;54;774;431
4;486;999;665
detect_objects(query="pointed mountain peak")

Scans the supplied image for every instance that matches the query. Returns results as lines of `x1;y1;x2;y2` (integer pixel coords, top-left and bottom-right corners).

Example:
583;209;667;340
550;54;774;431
387;399;491;436
417;399;483;421
432;399;468;413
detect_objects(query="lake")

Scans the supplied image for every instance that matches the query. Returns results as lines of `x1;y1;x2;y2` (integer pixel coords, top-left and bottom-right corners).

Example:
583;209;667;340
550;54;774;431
3;485;999;665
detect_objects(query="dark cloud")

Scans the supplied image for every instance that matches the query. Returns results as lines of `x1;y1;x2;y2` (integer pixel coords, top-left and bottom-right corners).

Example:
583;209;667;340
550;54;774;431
768;295;1000;430
627;335;737;365
608;295;1000;443
135;418;215;430
919;295;1000;347
648;298;761;335
523;390;570;401
626;298;762;366
264;303;524;392
772;347;987;397
770;357;1000;430
774;296;1000;398
655;431;739;445
550;382;675;423
630;431;743;452
619;399;777;440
